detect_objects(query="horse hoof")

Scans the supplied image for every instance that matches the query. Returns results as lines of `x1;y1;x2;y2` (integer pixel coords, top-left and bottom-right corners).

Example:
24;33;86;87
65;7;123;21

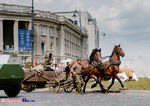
104;91;108;94
119;87;126;90
91;85;96;89
101;89;108;94
122;87;126;90
102;90;108;94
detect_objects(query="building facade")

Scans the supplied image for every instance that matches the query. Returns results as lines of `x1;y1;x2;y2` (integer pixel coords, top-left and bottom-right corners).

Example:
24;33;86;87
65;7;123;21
55;11;100;57
0;4;88;64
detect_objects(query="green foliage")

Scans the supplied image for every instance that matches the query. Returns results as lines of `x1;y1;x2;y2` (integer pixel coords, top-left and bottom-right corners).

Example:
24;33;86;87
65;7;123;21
86;78;150;90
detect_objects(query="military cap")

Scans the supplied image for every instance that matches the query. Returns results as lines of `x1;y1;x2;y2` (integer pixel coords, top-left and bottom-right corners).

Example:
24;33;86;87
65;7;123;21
77;57;81;61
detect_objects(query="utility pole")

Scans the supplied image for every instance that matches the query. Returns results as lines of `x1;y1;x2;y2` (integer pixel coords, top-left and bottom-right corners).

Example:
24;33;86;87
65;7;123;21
79;10;82;59
31;0;34;63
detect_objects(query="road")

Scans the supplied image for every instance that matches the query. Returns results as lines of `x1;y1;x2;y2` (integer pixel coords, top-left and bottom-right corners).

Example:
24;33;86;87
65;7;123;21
0;88;150;106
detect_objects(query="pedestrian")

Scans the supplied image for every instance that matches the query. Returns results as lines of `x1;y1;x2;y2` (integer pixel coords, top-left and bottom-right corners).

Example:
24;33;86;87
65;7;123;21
70;57;85;95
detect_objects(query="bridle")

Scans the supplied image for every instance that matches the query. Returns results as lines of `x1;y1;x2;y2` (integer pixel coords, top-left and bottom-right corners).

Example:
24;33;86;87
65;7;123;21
95;52;102;64
84;51;102;75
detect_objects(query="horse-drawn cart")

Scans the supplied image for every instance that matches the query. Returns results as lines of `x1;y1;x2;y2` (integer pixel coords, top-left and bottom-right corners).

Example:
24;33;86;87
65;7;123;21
22;65;74;93
48;71;74;93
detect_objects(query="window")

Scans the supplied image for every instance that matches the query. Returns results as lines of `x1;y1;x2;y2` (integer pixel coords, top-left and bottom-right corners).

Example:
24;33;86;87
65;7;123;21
74;20;78;25
41;43;45;54
50;42;53;51
41;26;46;36
49;27;53;37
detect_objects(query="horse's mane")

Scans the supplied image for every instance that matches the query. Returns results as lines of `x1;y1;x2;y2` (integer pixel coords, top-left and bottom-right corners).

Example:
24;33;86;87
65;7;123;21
89;48;101;64
110;47;115;57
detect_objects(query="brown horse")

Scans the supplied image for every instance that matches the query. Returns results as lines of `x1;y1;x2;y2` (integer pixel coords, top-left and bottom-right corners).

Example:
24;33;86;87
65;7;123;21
65;48;107;92
89;44;125;91
67;48;102;74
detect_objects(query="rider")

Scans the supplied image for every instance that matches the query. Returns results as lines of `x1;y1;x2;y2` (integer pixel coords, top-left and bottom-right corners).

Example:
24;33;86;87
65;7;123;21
43;56;54;71
70;57;85;95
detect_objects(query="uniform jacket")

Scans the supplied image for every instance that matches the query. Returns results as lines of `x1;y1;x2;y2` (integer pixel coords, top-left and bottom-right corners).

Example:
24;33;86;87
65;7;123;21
70;62;84;75
42;60;53;71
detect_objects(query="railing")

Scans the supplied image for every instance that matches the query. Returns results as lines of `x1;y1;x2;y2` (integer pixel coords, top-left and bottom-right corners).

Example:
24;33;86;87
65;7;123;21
34;10;58;20
0;3;58;20
0;3;31;13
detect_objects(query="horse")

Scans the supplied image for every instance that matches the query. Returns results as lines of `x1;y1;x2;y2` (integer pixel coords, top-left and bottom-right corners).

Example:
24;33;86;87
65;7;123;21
89;44;125;91
64;48;107;92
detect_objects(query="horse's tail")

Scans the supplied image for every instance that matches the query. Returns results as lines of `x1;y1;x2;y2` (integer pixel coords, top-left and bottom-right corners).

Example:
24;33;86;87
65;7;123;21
64;64;70;79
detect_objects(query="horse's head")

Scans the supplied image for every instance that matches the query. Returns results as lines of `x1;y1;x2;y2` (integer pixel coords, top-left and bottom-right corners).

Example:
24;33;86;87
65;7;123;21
114;44;125;57
94;49;102;62
89;48;102;63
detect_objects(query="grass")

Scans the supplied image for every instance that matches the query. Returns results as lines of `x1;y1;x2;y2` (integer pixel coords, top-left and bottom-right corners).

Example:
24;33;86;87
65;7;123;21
86;78;150;90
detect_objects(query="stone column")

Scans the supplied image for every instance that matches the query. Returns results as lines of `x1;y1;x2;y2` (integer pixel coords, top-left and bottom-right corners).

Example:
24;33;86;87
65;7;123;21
46;26;50;52
51;27;57;63
14;20;18;52
34;24;41;54
53;28;56;55
60;25;65;62
28;21;31;30
0;19;3;51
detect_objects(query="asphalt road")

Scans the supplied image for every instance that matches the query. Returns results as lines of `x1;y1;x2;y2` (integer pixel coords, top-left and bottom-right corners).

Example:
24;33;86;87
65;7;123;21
0;89;150;106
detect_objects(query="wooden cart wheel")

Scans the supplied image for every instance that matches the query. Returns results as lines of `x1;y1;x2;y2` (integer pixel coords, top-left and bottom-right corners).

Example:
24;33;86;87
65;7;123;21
22;83;35;92
64;80;74;93
36;82;47;88
48;78;60;93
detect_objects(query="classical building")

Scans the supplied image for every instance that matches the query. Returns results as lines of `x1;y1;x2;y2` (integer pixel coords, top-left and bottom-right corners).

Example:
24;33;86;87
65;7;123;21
0;3;88;64
55;11;100;57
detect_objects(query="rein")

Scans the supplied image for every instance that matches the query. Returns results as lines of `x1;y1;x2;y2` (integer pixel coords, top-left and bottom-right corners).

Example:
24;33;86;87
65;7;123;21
82;60;104;76
83;62;96;76
109;57;121;66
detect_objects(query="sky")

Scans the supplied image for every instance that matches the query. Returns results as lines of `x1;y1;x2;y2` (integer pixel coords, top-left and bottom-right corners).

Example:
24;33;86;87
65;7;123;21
0;0;150;58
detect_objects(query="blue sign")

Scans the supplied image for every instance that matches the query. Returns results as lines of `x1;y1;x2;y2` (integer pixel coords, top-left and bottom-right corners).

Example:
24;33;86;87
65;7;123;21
18;29;32;51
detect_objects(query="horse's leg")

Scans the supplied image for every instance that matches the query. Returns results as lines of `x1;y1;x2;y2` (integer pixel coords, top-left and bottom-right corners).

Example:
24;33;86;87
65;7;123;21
90;75;98;89
83;76;90;93
112;73;125;90
97;76;107;93
91;80;104;89
91;82;98;89
108;77;115;90
115;75;125;90
111;66;125;90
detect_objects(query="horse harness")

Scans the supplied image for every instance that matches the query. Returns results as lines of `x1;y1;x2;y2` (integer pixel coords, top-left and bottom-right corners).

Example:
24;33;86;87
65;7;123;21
82;61;103;76
81;54;121;76
102;56;121;72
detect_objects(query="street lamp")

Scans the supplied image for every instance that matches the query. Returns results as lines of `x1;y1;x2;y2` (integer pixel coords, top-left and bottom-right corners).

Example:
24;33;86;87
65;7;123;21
72;10;82;59
99;32;106;36
31;0;34;63
99;32;106;48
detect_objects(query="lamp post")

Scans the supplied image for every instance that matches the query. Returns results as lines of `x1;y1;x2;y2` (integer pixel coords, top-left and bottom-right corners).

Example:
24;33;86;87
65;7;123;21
73;10;82;59
99;32;106;36
99;32;106;48
31;0;34;63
